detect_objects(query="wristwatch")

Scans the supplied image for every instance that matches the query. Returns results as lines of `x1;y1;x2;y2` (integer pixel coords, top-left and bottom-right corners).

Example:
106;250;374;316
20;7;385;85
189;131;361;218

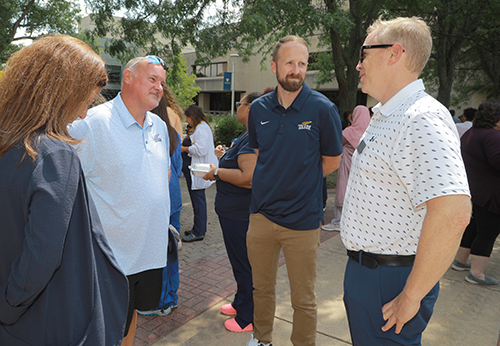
214;168;221;181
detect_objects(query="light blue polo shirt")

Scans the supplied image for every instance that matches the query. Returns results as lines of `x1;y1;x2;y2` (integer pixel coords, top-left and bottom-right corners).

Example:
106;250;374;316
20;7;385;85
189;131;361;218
69;94;170;275
248;84;343;230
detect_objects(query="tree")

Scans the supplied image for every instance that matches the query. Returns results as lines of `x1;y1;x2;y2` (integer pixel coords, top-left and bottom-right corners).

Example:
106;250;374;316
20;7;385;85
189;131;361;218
82;0;238;62
0;0;81;63
166;52;200;109
385;0;498;108
196;0;385;114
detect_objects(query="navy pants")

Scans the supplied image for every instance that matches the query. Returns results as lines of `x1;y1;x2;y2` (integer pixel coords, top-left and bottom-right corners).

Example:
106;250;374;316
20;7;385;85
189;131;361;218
219;215;253;328
343;259;439;346
184;171;207;237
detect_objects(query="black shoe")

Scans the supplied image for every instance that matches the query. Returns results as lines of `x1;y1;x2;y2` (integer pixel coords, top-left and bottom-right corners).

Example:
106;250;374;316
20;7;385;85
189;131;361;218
184;229;193;236
182;233;204;242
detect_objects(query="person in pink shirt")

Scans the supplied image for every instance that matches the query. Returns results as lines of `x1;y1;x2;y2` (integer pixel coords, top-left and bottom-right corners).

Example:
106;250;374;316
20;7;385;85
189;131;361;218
322;105;371;231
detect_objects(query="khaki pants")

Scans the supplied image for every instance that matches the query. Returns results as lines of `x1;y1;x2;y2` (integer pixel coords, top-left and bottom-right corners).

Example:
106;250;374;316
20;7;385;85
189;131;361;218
247;213;320;346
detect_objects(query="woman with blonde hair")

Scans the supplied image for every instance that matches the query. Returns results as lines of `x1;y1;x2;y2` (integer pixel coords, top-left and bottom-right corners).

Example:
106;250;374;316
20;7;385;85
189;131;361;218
163;85;184;135
0;35;129;345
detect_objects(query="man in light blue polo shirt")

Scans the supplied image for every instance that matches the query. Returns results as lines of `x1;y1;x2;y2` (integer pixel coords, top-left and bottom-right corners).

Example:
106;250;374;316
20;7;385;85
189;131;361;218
69;56;170;346
246;36;343;346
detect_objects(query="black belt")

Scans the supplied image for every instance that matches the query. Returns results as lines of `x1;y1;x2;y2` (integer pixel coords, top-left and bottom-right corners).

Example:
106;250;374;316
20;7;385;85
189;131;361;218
347;250;415;269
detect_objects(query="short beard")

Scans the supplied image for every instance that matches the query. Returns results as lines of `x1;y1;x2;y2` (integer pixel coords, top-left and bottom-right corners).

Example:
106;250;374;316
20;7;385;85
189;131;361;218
276;64;304;92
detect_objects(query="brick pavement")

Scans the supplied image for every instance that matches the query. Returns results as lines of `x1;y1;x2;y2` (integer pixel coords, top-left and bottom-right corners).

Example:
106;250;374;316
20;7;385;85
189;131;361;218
133;178;338;346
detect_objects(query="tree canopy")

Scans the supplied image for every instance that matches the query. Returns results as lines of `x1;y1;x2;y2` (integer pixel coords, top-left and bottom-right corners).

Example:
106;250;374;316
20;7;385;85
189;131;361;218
0;0;81;63
2;0;499;107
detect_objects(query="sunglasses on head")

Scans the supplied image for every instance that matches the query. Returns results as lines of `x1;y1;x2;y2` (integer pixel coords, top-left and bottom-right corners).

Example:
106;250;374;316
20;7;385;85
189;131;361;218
128;55;167;71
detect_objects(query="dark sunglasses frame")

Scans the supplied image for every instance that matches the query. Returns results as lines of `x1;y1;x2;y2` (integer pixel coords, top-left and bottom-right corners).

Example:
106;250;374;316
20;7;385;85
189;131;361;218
236;101;251;108
359;44;394;63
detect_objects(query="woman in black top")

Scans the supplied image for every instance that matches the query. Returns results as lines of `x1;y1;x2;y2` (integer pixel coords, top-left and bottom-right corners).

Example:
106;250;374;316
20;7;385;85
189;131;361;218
453;100;500;285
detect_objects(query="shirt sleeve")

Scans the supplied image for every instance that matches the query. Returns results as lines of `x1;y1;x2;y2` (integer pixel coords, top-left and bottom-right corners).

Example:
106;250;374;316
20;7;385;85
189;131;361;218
0;147;80;325
68;119;96;177
248;107;258;149
320;103;343;157
392;112;470;208
188;122;211;157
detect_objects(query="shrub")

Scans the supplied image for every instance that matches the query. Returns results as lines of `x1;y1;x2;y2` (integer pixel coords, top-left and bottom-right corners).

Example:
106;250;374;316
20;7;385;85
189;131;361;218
214;115;246;146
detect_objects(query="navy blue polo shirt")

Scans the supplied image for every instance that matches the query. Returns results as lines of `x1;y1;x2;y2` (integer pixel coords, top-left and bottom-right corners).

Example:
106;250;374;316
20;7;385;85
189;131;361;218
248;83;342;230
215;131;255;221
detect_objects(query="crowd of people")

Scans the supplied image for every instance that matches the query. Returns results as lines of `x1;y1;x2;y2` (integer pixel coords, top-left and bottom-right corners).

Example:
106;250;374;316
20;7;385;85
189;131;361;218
0;15;498;346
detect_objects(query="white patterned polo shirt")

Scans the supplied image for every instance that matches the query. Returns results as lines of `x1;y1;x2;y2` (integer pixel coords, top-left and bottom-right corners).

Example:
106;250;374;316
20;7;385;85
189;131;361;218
341;80;470;255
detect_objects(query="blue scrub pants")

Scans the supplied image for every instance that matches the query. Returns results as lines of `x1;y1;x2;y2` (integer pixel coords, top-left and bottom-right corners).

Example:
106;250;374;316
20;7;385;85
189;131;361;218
156;211;181;310
343;258;439;346
184;172;207;237
219;215;253;328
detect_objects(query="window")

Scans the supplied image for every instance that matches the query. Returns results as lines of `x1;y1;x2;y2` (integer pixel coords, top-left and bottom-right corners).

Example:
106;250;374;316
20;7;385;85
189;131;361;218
106;65;122;85
193;62;228;77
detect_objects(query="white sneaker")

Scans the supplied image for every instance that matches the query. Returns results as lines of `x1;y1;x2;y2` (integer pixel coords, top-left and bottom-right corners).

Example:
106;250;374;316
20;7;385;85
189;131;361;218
246;333;272;346
321;223;340;231
137;305;173;316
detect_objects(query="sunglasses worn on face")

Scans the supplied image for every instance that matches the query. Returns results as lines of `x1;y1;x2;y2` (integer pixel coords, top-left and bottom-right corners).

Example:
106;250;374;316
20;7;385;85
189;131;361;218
236;102;251;108
128;55;167;71
359;44;395;63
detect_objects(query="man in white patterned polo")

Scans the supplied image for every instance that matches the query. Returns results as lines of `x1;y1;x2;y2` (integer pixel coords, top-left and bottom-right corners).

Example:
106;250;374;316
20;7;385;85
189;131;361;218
341;17;471;345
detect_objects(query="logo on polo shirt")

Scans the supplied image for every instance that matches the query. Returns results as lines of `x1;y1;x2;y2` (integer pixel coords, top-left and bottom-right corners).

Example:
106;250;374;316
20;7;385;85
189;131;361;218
153;134;162;142
298;121;312;131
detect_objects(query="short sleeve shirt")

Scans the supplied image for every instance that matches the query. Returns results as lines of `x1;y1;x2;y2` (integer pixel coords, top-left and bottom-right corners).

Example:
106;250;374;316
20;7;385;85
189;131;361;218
248;84;343;230
69;94;171;275
341;80;470;255
215;131;255;221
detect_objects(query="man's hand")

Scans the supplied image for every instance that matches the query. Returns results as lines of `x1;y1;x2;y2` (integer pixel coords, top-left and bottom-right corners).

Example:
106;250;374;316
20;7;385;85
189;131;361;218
381;291;420;334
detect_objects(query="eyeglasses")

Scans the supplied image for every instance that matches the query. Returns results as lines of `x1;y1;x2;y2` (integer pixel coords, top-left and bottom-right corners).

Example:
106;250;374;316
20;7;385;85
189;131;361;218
236;102;251;108
128;55;167;71
359;44;397;63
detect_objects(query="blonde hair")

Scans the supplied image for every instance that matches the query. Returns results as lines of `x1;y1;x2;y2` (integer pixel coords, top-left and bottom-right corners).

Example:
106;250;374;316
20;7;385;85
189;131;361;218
368;17;432;75
272;35;309;63
163;85;184;122
0;34;107;160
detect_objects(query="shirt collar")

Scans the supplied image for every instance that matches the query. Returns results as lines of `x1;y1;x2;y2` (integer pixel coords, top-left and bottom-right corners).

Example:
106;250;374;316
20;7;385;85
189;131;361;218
270;83;312;112
373;79;425;117
115;92;153;129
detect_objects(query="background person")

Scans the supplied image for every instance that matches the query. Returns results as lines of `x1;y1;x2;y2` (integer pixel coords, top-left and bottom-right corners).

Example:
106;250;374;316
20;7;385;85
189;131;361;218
138;93;183;315
164;85;184;135
452;100;500;285
456;107;477;138
181;105;218;242
341;17;471;346
0;34;128;346
69;55;171;346
203;92;262;333
246;35;342;346
322;105;370;231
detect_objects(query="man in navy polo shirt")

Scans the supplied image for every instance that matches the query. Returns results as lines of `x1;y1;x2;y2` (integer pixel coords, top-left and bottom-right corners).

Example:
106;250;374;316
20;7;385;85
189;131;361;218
246;35;342;346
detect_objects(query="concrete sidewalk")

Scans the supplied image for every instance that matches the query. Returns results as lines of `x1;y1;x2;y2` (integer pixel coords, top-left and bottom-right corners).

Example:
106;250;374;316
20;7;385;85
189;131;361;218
136;180;500;346
152;234;500;346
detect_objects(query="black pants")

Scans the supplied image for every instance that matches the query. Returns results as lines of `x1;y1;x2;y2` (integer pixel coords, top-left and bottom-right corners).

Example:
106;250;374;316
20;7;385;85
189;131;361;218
460;202;500;257
124;268;163;336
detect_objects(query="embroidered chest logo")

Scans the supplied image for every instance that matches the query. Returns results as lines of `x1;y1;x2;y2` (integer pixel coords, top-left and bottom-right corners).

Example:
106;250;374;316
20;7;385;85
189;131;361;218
153;134;162;142
298;121;312;131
